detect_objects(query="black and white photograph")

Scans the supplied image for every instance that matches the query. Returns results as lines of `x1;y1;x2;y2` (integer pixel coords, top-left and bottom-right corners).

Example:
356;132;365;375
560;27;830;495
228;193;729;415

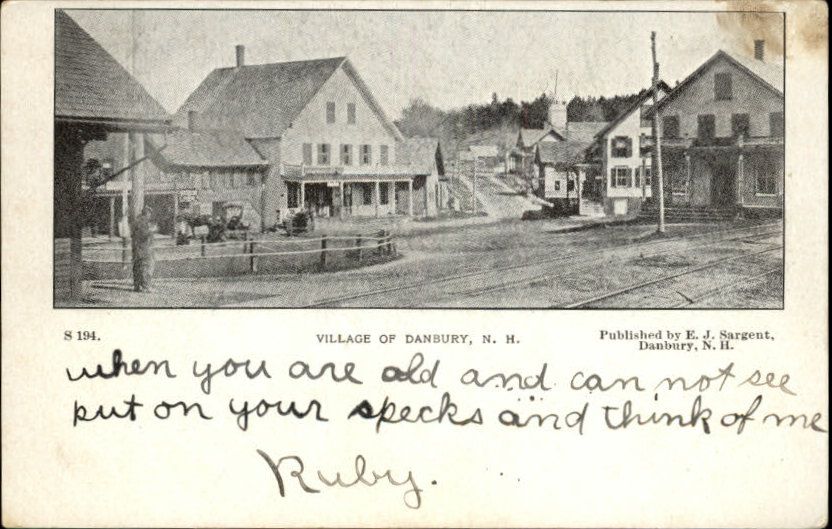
54;8;785;308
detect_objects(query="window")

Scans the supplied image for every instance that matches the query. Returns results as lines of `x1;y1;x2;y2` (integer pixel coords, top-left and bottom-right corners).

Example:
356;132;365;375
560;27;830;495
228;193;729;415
756;174;777;195
639;104;653;128
341;144;353;165
287;182;300;208
770;112;784;137
639;135;654;157
714;72;732;100
347;103;356;124
634;166;652;187
611;166;632;188
380;145;389;165
697;114;716;141
247;172;257;186
302;143;313;165
362;183;373;204
554;180;561;191
731;113;750;139
318;144;330;165
228;173;235;188
662;115;680;139
326;102;336;124
360;144;372;165
611;136;633;158
380;182;390;204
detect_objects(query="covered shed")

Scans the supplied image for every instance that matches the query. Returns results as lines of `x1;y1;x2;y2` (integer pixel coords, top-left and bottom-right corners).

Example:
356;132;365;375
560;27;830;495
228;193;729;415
54;10;169;302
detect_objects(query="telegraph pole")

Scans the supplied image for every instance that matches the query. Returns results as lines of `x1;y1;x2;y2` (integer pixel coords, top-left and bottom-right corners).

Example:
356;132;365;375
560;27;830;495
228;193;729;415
128;10;145;220
472;155;478;215
651;31;666;234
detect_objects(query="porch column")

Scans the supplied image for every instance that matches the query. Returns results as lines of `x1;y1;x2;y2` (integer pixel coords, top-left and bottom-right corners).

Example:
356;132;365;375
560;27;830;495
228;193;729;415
339;182;344;220
736;151;744;206
108;196;116;238
299;182;305;209
374;181;380;218
407;179;414;216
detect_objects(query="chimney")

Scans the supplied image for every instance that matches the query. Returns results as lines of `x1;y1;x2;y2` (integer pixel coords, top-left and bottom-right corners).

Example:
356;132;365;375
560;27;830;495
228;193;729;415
754;40;765;61
187;110;199;131
235;45;245;67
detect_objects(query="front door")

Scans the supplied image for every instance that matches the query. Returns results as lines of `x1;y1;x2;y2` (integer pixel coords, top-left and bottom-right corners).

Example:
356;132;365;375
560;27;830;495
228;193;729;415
710;158;736;207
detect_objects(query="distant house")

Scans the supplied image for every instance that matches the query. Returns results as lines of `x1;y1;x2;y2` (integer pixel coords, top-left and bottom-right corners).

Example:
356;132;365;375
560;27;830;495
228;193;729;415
508;126;560;176
176;47;442;225
646;42;783;215
532;141;593;215
54;10;169;301
585;82;671;216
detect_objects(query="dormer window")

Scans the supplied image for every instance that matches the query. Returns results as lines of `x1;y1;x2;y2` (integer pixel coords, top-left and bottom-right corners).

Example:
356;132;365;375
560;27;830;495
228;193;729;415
714;72;732;101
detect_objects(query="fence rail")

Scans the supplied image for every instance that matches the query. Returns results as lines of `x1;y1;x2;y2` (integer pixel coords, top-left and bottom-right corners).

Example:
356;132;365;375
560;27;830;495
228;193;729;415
82;231;397;274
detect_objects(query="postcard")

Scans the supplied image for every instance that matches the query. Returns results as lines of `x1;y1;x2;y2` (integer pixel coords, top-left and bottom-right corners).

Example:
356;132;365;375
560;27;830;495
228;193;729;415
1;1;827;527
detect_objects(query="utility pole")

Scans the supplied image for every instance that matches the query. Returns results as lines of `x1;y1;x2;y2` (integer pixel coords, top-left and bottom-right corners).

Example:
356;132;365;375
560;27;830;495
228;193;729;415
651;32;666;234
472;155;478;215
128;10;145;221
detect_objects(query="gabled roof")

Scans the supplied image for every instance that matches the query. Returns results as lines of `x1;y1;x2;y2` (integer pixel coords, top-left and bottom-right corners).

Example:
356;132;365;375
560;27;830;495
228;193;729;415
654;50;784;113
176;56;403;140
536;141;590;167
400;137;443;175
55;10;168;125
593;82;671;140
554;122;609;144
146;129;267;169
518;128;557;148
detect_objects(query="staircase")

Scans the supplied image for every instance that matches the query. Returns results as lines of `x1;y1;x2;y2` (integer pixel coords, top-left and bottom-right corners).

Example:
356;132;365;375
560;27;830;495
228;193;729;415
638;203;737;223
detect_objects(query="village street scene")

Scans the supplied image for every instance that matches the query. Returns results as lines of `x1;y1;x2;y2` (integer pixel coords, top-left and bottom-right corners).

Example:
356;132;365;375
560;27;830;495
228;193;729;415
54;9;784;308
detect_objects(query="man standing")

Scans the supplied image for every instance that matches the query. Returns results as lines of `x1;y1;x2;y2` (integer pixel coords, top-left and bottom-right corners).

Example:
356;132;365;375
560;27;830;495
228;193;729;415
131;206;155;292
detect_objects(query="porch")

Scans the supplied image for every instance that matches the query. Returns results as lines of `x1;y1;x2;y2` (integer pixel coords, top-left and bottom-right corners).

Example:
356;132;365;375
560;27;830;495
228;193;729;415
657;138;784;212
283;165;424;220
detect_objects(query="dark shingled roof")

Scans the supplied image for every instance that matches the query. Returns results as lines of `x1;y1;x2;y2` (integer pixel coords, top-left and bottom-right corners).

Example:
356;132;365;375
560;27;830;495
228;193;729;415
536;141;590;167
553;122;609;144
55;10;168;124
175;57;403;140
146;129;267;168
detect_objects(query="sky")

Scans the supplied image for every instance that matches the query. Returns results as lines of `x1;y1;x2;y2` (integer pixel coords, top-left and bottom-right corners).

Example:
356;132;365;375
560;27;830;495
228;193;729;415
67;9;785;120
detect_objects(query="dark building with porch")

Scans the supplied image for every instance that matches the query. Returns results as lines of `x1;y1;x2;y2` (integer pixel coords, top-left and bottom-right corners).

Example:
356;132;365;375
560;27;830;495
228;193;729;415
646;42;784;217
54;10;169;302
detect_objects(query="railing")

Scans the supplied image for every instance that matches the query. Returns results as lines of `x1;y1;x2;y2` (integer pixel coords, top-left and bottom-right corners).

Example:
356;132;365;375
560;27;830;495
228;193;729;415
82;231;397;273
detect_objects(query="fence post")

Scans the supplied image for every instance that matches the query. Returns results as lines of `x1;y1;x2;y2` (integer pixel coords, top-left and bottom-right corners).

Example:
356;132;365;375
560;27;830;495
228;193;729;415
355;235;362;263
320;235;328;269
376;230;385;256
200;236;206;257
249;241;258;273
385;229;393;255
121;237;129;270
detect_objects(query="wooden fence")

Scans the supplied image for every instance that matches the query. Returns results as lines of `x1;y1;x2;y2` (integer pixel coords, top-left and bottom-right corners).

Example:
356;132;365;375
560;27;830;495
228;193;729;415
82;231;397;279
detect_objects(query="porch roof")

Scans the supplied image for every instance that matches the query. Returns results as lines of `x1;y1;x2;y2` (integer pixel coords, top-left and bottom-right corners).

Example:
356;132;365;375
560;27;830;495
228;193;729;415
282;164;418;182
